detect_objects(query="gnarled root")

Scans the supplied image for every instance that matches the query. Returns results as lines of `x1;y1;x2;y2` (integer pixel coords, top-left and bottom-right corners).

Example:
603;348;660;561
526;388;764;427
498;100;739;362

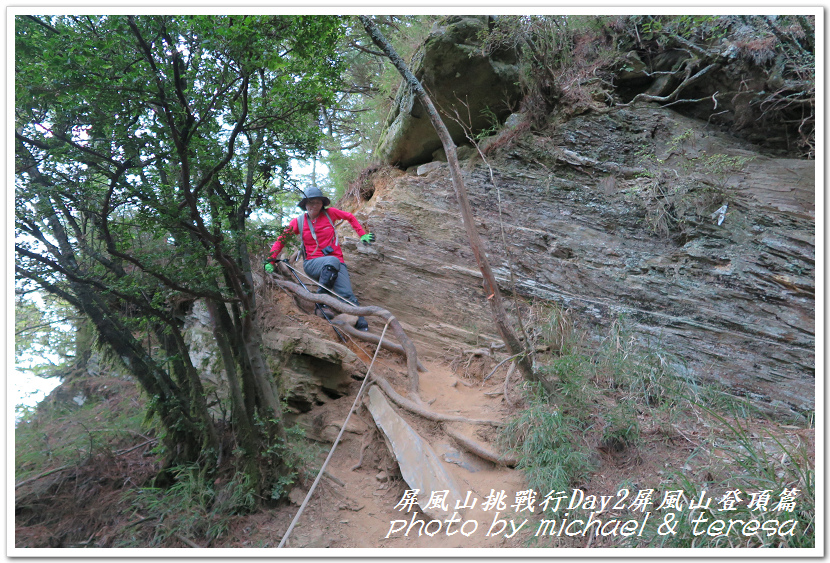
370;376;502;427
444;425;518;467
332;319;427;373
272;278;421;397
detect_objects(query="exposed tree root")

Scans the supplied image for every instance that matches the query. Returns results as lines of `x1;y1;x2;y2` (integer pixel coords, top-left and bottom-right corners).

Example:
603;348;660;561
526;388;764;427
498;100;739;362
351;431;372;472
618;63;721;108
15;464;73;490
444;425;518;467
370;376;502;427
272;277;421;397
503;361;519;407
483;353;521;382
331;318;428;372
350;418;378;472
323;471;345;487
175;533;204;549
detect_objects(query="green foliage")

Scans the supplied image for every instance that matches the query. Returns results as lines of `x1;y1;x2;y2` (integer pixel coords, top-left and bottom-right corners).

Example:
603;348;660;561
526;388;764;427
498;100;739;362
632;15;732;42
122;464;256;547
473;107;502;141
266;423;323;500
483;15;625;120
15;293;80;378
537;303;583;357
540;354;593;412
15;378;153;483
15;12;349;299
595;318;692;410
322;150;375;202
507;306;813;549
501;384;596;492
699;386;761;420
665;129;756;178
629;129;755;238
321;15;442;197
15;14;350;487
635;411;814;548
502;312;680;494
601;401;641;452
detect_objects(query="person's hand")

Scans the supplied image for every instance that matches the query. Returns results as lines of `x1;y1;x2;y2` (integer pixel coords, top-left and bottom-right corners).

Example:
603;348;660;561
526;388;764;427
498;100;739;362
264;261;275;273
360;233;375;244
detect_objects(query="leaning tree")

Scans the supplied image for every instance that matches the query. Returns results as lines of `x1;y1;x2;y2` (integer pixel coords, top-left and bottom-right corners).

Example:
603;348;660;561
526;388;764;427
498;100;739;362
15;14;345;495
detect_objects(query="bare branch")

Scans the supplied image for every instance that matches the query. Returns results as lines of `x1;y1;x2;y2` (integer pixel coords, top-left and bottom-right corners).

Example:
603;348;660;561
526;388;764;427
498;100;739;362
348;40;386;58
24;15;60;35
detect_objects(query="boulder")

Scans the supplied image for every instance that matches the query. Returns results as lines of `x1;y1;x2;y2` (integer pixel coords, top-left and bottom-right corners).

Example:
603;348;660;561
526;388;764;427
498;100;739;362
376;15;521;168
182;300;226;417
182;303;364;415
262;326;362;412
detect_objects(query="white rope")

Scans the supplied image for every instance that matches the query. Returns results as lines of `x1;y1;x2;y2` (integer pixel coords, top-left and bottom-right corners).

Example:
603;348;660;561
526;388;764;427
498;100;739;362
277;318;393;549
280;260;355;307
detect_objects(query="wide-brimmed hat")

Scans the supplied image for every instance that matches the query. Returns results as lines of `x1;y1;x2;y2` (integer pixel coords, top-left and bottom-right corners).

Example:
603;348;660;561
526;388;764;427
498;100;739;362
297;187;331;210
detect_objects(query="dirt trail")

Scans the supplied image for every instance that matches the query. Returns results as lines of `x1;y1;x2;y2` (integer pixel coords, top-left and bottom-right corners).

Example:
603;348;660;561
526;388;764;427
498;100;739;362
242;358;530;549
15;317;814;550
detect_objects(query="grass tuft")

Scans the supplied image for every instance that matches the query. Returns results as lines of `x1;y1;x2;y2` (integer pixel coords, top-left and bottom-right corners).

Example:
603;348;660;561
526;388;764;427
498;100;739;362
502;308;814;549
501;383;597;492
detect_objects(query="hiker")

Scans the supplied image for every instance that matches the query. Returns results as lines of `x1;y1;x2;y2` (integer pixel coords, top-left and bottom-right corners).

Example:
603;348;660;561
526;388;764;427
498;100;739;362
265;187;375;331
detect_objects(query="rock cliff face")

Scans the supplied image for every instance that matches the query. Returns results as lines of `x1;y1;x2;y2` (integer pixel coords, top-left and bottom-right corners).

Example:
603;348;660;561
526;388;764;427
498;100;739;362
340;105;814;414
257;16;813;418
184;301;363;415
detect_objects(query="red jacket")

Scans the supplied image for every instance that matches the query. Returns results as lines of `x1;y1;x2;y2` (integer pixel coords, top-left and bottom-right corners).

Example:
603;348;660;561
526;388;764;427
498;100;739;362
269;207;367;264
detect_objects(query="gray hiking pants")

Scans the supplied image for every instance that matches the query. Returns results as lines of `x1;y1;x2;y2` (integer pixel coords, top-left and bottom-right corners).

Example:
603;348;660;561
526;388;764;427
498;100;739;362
303;256;360;306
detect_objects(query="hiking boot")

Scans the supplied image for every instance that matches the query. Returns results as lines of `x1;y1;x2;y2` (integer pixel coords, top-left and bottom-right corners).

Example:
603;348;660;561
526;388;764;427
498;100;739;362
355;316;369;331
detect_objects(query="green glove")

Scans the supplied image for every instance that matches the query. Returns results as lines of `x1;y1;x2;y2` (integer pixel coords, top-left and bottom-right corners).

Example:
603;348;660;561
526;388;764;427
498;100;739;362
264;262;275;273
360;233;375;244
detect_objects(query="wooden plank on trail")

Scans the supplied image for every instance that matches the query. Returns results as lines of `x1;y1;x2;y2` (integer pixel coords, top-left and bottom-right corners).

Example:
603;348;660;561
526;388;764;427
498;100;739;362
366;385;463;521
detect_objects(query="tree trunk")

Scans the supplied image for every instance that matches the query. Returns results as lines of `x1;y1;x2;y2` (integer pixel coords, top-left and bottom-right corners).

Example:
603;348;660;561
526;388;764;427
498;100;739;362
359;16;555;396
157;319;220;454
211;296;259;420
208;279;289;486
206;298;261;487
38;198;214;469
77;285;204;465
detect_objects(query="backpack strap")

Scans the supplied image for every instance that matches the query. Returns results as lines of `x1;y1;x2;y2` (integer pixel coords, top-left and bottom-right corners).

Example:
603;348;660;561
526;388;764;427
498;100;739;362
297;211;338;260
325;211;339;247
294;213;306;261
